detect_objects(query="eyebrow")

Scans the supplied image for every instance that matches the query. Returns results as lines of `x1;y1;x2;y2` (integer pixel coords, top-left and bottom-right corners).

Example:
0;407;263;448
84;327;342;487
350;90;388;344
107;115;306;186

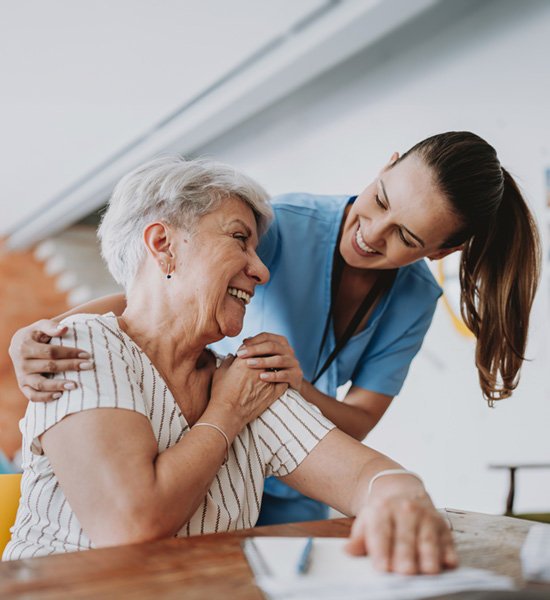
230;218;259;248
379;180;425;247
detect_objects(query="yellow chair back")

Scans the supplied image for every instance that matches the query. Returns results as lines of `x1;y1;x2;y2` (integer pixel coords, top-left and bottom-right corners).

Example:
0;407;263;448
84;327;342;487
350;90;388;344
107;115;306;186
0;474;22;556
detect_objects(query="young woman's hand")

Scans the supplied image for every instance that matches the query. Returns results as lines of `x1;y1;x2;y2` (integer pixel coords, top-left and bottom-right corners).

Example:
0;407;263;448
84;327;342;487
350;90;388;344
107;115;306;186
345;474;458;575
209;355;288;433
9;320;91;402
236;332;303;393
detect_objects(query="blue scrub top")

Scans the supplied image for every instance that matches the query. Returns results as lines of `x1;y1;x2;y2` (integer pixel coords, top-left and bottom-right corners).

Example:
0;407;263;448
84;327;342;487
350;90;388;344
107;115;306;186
212;193;442;507
213;193;442;399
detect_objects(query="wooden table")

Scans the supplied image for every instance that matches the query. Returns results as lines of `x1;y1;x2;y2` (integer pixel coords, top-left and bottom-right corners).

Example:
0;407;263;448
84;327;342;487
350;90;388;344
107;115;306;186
0;509;548;599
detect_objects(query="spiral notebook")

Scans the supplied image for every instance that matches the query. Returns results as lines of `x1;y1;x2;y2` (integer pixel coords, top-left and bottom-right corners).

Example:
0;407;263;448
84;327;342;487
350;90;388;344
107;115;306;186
241;536;515;600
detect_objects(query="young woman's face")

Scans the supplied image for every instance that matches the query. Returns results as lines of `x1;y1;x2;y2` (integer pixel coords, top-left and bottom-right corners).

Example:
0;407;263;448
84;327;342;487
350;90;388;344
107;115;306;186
340;155;463;270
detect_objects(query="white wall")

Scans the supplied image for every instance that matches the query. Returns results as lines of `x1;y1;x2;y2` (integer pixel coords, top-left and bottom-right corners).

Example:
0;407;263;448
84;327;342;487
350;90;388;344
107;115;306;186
198;0;550;514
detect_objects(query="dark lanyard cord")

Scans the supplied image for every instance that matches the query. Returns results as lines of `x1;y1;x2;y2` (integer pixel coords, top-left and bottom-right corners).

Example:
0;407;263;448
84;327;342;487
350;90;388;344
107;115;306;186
311;251;396;385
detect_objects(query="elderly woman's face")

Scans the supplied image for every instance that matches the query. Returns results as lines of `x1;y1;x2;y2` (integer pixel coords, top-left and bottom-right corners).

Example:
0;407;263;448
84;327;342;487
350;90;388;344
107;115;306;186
175;196;269;340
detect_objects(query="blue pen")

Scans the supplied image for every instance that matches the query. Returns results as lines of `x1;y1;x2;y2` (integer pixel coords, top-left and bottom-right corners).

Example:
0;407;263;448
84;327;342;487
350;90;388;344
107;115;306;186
296;537;313;574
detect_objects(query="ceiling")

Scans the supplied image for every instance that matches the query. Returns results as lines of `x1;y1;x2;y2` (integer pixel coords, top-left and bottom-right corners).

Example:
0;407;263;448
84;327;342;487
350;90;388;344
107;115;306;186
0;0;326;234
0;0;446;250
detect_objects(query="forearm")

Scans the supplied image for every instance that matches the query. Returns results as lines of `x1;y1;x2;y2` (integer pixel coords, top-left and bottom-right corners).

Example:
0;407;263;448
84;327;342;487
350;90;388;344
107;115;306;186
282;429;401;516
299;380;378;441
144;404;245;537
56;293;127;321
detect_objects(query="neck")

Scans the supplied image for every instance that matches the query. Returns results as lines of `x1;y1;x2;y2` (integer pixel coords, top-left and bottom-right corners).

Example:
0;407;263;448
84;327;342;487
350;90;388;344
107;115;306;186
119;294;212;382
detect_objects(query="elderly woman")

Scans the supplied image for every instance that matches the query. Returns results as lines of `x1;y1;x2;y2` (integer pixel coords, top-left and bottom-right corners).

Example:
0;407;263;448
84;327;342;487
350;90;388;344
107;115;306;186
3;157;456;574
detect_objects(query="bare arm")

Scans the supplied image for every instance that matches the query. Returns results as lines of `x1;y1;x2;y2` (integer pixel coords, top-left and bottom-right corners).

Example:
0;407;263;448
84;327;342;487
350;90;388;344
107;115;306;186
236;333;393;440
9;293;127;402
281;428;457;575
41;355;287;547
299;382;392;440
56;292;127;321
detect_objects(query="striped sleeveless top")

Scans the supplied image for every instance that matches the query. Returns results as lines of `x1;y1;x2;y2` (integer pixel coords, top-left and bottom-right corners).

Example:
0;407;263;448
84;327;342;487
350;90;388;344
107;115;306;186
3;313;334;560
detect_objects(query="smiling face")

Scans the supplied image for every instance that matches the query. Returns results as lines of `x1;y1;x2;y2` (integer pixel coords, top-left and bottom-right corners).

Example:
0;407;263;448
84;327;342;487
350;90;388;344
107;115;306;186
339;155;463;270
173;195;269;340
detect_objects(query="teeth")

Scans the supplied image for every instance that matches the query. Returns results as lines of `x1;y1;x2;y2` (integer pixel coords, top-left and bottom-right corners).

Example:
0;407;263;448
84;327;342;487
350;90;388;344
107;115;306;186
356;228;379;254
227;287;250;305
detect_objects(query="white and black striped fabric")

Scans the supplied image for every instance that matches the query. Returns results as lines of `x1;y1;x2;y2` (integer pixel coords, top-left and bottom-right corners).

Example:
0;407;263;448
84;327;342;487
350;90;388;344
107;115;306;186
3;313;334;560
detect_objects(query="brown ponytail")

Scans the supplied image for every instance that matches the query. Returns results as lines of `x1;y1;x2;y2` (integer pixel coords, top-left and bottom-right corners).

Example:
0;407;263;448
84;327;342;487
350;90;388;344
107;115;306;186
398;132;542;404
459;169;541;403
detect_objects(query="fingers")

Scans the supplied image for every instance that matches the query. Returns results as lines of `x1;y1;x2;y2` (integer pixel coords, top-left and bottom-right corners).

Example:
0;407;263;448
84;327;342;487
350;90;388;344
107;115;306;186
350;500;458;575
258;368;292;383
42;344;90;361
237;336;293;359
440;521;459;569
245;355;294;371
18;358;94;403
241;333;288;346
31;320;68;342
343;536;366;556
391;501;420;574
415;512;458;573
415;516;441;574
9;320;92;403
22;384;68;403
343;515;368;556
10;321;89;366
256;360;302;392
21;358;93;376
362;509;394;572
24;342;89;363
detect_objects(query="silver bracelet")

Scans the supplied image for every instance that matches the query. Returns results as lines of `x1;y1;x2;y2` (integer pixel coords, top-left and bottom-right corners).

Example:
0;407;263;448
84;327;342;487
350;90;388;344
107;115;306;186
367;469;423;497
192;422;230;466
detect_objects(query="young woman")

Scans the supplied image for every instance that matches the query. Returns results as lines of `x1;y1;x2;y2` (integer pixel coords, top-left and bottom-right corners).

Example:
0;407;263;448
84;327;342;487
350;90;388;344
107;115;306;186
9;131;541;525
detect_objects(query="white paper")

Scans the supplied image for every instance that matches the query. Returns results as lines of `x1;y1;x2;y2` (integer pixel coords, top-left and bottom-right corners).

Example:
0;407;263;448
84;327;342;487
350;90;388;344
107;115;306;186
245;537;514;600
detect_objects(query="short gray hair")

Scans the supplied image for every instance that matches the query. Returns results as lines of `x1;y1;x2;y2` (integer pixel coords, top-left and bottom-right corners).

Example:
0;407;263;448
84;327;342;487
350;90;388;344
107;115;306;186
98;156;273;290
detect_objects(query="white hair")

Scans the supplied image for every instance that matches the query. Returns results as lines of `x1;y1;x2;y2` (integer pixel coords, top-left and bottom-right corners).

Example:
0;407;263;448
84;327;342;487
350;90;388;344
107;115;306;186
98;156;273;291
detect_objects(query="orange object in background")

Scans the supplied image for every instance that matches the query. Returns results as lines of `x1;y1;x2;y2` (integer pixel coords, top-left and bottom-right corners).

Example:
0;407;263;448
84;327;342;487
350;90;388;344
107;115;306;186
0;474;22;556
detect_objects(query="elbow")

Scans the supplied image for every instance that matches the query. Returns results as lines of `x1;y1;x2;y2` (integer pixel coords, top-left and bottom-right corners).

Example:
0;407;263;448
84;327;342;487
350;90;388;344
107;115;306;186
350;428;368;442
92;496;181;547
347;420;371;442
95;525;166;548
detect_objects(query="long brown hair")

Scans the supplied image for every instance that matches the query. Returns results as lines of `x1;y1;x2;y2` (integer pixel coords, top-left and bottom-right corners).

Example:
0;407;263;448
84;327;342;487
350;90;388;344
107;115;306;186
399;132;541;404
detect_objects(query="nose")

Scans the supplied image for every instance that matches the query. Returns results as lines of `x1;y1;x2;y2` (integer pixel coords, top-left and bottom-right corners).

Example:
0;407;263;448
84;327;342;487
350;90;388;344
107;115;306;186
246;251;270;285
366;215;388;247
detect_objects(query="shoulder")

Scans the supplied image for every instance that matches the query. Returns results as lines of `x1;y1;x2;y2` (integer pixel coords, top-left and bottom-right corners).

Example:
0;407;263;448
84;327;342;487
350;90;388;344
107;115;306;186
57;312;131;357
260;389;335;438
59;311;120;332
270;193;350;223
253;389;335;475
259;193;349;266
395;261;442;302
24;313;143;456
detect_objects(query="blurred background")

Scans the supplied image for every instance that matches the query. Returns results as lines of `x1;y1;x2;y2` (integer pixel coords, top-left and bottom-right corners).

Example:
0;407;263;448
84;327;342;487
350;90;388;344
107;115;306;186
1;0;549;515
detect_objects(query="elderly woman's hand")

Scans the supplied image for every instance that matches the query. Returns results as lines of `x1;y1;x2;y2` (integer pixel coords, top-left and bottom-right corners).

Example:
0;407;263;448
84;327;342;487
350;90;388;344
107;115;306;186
211;354;289;428
9;319;92;403
345;475;457;575
236;332;303;393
